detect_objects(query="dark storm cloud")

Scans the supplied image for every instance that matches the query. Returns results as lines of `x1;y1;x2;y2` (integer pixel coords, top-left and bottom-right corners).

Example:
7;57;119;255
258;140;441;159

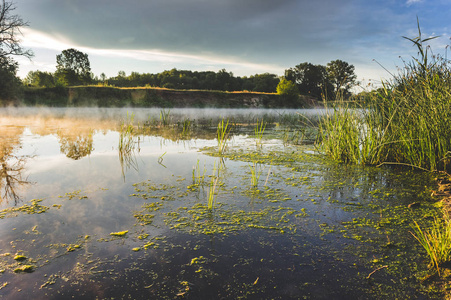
13;0;451;81
16;0;357;60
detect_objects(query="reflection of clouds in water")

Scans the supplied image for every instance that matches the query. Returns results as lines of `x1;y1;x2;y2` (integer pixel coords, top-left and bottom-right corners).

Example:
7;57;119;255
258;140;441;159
15;131;60;157
26;155;69;174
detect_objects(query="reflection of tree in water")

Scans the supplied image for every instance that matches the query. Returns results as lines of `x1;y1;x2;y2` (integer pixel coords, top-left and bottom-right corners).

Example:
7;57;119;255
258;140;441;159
58;131;94;160
0;153;30;205
0;127;32;205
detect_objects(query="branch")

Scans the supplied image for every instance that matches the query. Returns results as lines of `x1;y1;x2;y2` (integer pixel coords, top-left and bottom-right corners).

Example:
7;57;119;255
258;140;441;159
366;265;388;279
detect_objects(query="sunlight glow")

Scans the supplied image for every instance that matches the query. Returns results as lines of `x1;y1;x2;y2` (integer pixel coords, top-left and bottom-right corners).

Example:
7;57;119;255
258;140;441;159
20;28;282;76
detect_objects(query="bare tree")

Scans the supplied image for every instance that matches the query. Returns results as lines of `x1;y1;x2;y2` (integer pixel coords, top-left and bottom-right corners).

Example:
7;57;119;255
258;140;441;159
0;0;33;59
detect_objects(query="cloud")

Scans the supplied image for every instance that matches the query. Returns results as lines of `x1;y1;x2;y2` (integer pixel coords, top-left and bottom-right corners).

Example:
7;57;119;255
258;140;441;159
406;0;422;6
14;0;451;82
19;27;283;76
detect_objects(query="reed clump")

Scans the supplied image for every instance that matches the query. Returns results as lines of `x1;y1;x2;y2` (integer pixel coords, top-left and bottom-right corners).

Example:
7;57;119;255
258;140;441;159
192;159;206;185
411;215;451;275
318;20;451;172
248;162;262;188
217;119;232;155
118;112;139;175
207;161;222;210
254;119;266;145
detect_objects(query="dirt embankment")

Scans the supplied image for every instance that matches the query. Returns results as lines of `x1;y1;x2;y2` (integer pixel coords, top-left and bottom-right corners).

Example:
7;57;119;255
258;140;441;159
21;86;316;108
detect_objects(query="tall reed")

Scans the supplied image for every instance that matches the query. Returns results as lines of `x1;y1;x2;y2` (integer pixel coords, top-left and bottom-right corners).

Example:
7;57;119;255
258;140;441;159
160;109;171;127
411;215;451;275
192;159;206;185
118;112;139;176
249;162;262;188
254;119;266;145
217;119;231;155
207;162;221;210
317;20;451;172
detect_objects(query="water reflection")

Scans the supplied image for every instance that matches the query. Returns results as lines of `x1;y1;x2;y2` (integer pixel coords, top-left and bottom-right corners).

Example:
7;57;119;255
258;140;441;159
0;152;31;205
0;126;32;205
58;130;94;160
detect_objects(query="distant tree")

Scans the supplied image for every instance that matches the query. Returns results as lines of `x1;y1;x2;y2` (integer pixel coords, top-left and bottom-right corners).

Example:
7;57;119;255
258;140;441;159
0;0;33;102
285;63;332;99
0;0;33;59
215;69;234;91
251;73;279;93
55;48;92;86
276;78;299;106
24;70;55;87
100;72;106;83
326;59;357;98
0;56;21;100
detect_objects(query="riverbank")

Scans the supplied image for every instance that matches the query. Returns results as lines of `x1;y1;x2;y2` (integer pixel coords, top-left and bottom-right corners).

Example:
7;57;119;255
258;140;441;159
18;86;317;108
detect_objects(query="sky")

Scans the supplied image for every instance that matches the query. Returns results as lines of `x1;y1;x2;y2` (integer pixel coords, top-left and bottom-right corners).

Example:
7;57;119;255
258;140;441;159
11;0;451;89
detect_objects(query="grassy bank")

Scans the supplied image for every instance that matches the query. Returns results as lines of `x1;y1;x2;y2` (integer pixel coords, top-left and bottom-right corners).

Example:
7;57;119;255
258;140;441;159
20;86;314;108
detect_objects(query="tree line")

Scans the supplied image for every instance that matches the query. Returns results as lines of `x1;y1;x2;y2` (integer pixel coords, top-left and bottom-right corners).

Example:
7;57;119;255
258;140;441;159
1;0;357;104
24;48;357;99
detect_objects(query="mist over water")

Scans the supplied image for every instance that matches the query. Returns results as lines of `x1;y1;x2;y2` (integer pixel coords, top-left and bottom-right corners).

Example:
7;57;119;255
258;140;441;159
0;107;326;123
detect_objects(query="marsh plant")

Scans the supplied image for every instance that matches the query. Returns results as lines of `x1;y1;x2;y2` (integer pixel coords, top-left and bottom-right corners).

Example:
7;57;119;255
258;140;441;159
179;118;193;138
282;128;306;146
119;113;139;175
160;109;171;127
318;20;451;172
217;119;232;155
254;119;266;145
192;159;206;185
411;215;451;275
207;162;222;210
248;162;263;188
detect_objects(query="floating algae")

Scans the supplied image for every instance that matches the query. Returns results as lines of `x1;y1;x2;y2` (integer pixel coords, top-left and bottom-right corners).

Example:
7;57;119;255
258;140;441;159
13;265;34;273
110;230;129;237
13;255;27;261
0;199;49;219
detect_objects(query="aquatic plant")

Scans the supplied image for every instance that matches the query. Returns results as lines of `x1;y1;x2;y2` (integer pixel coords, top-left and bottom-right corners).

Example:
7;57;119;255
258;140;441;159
411;215;451;275
282;127;305;146
318;20;451;171
254;119;266;145
158;152;166;165
119;113;139;177
248;162;263;188
179;118;192;137
217;118;231;155
317;104;379;164
110;230;129;237
160;109;171;127
207;162;221;210
192;159;206;185
14;265;34;273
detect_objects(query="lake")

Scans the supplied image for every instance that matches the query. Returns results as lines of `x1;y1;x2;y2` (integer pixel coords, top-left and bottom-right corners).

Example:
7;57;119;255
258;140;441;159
0;107;441;299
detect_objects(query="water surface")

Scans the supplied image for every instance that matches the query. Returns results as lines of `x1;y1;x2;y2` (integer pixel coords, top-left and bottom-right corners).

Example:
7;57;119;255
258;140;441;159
0;108;441;299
